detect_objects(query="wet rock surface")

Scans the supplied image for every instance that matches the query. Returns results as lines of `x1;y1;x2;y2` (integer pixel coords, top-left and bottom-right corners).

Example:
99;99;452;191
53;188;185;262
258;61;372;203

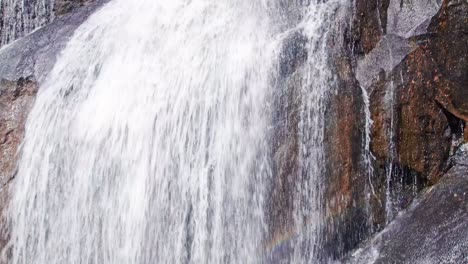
268;59;303;247
268;0;467;260
365;0;467;214
352;0;390;54
0;0;107;82
0;78;37;189
321;54;370;259
54;0;96;16
348;148;468;264
329;0;467;260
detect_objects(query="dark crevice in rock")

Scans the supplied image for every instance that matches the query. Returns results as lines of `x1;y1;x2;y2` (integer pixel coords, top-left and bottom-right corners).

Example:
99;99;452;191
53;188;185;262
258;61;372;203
352;0;391;56
436;100;465;144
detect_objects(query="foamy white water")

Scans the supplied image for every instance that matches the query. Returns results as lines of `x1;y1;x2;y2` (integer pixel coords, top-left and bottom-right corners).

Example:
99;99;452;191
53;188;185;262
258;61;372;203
3;0;344;263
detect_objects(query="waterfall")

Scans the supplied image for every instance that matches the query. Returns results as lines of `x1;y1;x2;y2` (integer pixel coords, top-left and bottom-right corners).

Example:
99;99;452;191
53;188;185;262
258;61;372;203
0;0;54;46
291;2;343;262
360;85;377;235
3;0;345;263
384;42;396;224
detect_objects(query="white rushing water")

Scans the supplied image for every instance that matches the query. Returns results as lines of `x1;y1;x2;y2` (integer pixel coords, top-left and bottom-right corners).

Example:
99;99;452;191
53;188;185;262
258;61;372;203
3;0;343;263
290;2;344;262
0;0;54;46
360;85;377;235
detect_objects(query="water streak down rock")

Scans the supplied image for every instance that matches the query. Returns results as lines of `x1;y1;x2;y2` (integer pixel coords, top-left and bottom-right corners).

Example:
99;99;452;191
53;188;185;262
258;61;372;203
0;0;94;47
333;0;468;261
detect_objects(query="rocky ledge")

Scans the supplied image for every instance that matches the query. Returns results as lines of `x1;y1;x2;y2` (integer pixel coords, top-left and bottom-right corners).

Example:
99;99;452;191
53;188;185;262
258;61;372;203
349;146;468;263
322;0;468;260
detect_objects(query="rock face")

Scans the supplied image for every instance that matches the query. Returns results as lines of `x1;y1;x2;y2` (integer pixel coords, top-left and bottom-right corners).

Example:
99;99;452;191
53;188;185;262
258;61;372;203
348;148;468;263
326;0;468;263
0;78;38;256
321;47;371;259
369;0;467;184
353;0;390;54
0;77;37;193
0;0;106;83
322;0;468;260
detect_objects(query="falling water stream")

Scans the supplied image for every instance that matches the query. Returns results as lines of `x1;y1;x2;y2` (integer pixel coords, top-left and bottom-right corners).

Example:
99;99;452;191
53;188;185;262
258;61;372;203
3;0;345;263
0;0;54;45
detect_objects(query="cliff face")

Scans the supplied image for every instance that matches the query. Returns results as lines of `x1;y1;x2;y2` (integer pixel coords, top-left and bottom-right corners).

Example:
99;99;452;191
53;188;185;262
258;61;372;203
349;148;468;263
323;0;468;260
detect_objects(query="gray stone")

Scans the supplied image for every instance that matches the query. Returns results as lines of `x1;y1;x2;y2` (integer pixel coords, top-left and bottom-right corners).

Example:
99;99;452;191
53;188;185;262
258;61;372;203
348;147;468;263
